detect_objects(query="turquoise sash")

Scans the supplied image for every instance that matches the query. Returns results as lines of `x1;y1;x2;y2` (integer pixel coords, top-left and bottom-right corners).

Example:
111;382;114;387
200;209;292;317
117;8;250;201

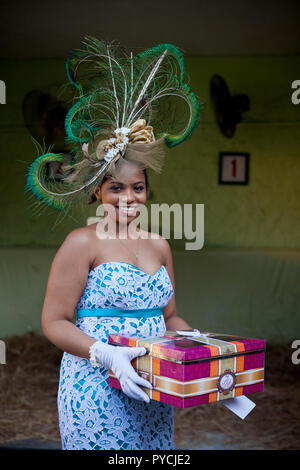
76;306;163;319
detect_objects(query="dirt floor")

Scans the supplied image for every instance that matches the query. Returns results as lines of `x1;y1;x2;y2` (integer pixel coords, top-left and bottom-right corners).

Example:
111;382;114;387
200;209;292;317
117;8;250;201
0;332;299;450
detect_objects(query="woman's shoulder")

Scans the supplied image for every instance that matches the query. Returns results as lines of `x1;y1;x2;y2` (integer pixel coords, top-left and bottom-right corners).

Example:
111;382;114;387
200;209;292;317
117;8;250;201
141;230;171;261
61;225;96;250
50;226;95;272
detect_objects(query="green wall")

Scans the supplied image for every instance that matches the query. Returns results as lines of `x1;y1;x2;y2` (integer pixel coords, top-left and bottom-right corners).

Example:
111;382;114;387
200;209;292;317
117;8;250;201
1;246;299;342
0;55;299;341
1;55;300;248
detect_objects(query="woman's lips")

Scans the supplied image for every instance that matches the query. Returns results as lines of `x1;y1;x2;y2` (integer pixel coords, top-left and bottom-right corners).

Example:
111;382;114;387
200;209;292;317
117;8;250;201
116;205;139;215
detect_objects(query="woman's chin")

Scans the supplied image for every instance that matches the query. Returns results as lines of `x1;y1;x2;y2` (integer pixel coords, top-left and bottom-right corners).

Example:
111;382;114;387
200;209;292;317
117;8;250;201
116;214;138;225
116;207;141;220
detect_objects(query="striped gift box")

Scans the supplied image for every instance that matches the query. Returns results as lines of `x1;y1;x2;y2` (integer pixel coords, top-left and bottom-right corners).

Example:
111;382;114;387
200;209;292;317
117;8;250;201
108;331;266;408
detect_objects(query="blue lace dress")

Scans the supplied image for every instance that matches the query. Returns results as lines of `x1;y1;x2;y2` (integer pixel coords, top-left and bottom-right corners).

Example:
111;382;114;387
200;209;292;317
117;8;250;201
57;261;175;450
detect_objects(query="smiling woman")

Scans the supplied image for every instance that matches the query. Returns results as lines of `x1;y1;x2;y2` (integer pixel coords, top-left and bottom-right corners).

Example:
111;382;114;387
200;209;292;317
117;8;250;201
88;165;151;205
26;35;202;450
92;161;148;226
42;159;192;450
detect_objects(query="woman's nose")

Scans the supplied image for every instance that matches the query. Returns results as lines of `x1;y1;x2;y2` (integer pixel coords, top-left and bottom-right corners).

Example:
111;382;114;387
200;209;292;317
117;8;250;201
119;189;135;204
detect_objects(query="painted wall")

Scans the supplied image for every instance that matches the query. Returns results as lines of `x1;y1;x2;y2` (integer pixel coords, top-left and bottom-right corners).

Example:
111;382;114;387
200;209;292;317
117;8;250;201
0;246;299;343
0;55;299;341
0;56;300;248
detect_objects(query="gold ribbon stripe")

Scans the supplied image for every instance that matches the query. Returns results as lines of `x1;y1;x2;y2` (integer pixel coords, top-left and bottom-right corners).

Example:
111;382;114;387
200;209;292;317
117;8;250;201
109;368;264;398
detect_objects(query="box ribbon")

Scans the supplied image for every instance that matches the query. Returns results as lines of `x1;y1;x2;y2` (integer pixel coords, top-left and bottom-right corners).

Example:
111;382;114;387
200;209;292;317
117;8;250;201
109;368;264;398
133;334;239;399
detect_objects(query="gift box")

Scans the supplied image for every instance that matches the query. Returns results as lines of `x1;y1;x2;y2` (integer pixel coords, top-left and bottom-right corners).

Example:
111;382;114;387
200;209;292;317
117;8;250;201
108;331;266;408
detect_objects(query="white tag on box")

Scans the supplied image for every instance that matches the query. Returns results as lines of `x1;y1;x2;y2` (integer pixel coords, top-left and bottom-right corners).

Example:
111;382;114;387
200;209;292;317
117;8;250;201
222;395;256;419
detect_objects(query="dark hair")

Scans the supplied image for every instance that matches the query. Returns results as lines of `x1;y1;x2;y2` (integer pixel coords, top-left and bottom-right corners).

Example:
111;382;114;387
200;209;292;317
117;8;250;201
88;167;150;205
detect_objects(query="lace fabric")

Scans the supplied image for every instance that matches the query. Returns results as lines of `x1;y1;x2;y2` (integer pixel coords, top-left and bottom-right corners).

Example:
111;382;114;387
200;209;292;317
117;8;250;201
57;262;175;450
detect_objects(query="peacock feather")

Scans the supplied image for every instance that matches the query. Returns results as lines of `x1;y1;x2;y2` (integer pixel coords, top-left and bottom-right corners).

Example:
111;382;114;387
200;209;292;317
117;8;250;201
25;36;205;221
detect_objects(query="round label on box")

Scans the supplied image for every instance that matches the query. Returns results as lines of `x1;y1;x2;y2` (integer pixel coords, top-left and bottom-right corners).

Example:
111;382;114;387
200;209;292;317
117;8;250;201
217;370;236;394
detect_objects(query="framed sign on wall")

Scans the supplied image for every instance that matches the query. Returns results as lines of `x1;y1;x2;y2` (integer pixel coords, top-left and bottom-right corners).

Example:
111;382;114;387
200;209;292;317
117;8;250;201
219;152;250;185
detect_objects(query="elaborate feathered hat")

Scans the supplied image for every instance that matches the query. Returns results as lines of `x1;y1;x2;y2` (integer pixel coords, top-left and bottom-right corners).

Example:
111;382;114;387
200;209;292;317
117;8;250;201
25;36;204;221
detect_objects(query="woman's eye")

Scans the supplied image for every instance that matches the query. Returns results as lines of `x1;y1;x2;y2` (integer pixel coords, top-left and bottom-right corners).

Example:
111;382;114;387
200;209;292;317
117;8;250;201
110;185;144;192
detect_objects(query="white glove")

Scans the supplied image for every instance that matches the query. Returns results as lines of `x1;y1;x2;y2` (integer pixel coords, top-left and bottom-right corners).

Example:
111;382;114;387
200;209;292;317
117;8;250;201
89;340;152;403
176;329;201;337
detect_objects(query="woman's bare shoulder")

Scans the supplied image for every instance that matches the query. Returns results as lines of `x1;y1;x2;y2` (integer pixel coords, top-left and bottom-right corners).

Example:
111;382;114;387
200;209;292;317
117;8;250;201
54;225;96;267
143;231;171;262
63;225;95;247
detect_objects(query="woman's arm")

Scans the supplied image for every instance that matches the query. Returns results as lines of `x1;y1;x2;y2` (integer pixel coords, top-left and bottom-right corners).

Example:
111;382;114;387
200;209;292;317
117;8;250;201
41;228;97;359
160;238;194;331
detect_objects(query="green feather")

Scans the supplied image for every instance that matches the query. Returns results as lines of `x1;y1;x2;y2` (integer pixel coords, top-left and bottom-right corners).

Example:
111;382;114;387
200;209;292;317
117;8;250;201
66;59;83;97
25;153;67;211
25;36;204;220
165;90;204;148
138;43;186;82
64;97;93;143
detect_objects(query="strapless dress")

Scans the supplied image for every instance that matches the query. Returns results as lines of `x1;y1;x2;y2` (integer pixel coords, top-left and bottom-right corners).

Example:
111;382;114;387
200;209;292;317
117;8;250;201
57;261;175;450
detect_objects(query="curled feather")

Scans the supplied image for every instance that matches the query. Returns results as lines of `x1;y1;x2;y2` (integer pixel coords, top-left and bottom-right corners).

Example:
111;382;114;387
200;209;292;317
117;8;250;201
25;36;204;221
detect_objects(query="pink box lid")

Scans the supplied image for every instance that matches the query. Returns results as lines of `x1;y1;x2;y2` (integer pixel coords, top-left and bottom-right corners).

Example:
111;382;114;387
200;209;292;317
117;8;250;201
108;331;266;363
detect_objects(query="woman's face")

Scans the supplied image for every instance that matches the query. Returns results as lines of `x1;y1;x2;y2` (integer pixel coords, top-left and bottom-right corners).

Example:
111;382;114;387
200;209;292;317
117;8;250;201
94;162;147;226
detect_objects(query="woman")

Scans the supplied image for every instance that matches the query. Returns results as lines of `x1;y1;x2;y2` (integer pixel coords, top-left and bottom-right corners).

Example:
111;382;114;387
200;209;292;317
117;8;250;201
25;36;202;450
41;157;195;450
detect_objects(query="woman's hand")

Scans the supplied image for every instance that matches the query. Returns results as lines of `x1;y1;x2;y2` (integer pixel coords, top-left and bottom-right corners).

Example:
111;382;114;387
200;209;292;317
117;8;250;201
90;341;152;403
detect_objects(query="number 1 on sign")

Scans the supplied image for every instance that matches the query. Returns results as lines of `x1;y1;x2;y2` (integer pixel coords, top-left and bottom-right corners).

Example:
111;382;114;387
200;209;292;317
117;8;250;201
219;152;249;185
231;159;237;177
